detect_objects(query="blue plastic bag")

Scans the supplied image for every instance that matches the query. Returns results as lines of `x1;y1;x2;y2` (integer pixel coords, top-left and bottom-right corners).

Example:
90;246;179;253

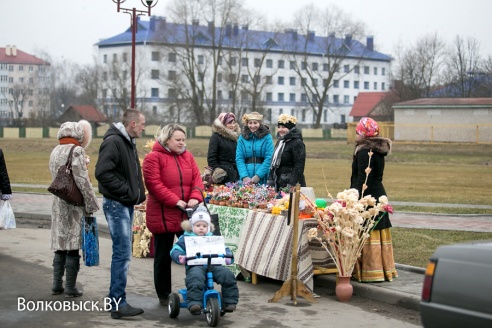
81;216;99;266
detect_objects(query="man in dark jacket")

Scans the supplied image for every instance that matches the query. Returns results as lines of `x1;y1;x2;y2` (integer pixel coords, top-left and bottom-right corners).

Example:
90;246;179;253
95;109;146;319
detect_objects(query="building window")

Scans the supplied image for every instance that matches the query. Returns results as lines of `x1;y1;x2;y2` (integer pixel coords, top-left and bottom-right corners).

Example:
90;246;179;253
364;81;369;90
301;78;307;86
168;53;176;62
333;95;339;103
344;95;349;104
373;67;378;75
323;63;329;71
19;66;24;71
374;82;378;90
278;93;284;101
301;93;307;102
278;60;284;69
152;52;160;61
290;61;296;69
228;91;235;100
266;76;272;84
382;82;386;90
151;70;159;79
228;74;236;82
113;54;117;62
102;72;108;80
333;80;339;88
19;77;24;83
103;55;107;63
343;80;349;88
382;67;386;76
29;66;33;72
301;62;307;70
241;57;248;67
230;56;237;66
151;88;159;97
198;73;204;82
217;90;223;99
123;53;128;62
254;58;261;67
354;65;360;74
313;78;318;87
217;73;222;82
218;56;222;65
289;93;295;102
278;76;284;85
198;55;204;64
312;62;318;71
168;88;176;99
302;109;306;122
241;74;248;83
354;81;359;89
254;75;260;84
344;65;350;73
364;66;370;74
266;92;272;101
289;77;296;86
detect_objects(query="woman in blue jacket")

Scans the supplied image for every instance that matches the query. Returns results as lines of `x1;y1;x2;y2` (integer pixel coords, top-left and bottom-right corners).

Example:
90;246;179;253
236;112;274;185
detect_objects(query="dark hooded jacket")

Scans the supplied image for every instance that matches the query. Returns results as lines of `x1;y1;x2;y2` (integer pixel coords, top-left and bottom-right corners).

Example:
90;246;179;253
207;118;241;183
0;148;11;195
267;127;306;191
350;136;392;230
95;123;146;206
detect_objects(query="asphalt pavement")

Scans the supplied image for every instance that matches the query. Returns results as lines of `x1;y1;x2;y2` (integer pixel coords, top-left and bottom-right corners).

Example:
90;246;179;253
4;191;492;317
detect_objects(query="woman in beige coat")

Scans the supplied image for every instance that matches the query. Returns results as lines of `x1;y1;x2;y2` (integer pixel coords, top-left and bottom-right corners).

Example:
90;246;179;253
49;120;99;297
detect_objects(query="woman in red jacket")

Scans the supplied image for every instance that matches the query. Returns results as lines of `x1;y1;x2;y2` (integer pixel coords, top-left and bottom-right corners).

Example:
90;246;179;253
142;123;204;306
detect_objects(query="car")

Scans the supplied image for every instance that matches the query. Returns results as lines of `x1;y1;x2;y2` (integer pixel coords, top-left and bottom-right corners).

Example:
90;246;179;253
420;240;492;328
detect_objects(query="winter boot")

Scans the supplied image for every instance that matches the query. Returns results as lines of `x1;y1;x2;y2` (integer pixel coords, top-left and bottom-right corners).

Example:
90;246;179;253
65;255;83;297
51;252;66;295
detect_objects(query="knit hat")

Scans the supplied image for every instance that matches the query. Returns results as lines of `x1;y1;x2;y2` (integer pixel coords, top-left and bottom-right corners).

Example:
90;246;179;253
277;114;297;130
221;112;236;125
356;117;380;137
190;206;211;233
242;111;263;125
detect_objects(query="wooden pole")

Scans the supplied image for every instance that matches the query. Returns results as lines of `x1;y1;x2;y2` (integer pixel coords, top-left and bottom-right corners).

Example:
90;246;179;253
268;184;316;304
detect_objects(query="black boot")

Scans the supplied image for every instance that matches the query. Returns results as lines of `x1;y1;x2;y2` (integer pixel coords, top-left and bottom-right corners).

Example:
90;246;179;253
51;252;66;295
65;255;83;297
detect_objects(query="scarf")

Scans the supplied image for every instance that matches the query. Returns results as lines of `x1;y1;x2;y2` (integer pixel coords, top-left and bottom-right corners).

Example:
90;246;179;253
59;137;81;146
270;139;285;170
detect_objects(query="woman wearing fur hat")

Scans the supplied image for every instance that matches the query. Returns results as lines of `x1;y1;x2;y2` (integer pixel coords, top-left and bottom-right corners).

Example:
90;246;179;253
267;114;306;191
236;112;274;185
170;206;239;315
207;112;241;184
49;120;100;297
350;117;398;283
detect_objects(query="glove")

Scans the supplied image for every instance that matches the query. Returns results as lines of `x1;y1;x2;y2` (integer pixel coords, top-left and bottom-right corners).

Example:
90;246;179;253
178;255;185;264
242;177;251;183
225;258;232;265
251;175;260;184
1;194;12;201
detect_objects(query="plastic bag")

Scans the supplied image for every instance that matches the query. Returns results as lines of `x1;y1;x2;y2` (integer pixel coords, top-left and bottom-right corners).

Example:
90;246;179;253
0;200;16;229
81;216;99;266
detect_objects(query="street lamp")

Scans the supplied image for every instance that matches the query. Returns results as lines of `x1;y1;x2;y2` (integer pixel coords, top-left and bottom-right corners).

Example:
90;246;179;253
111;0;159;109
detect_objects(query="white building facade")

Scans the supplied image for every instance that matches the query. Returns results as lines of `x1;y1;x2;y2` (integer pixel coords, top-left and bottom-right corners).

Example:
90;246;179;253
96;17;392;127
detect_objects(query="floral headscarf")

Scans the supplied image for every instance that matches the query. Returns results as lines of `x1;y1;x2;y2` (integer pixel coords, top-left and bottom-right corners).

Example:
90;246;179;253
356;117;380;137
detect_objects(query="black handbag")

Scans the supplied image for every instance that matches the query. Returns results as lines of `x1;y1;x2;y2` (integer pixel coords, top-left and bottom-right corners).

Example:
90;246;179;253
48;145;84;206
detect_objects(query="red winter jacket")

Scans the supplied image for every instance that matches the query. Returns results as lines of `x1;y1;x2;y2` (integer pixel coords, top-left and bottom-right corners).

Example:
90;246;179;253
142;142;204;234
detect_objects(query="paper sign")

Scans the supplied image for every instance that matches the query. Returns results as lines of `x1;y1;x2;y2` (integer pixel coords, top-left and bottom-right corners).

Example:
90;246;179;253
184;236;226;265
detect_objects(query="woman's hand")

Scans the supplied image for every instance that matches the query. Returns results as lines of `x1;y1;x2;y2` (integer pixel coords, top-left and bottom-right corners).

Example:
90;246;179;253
187;199;199;208
176;200;187;208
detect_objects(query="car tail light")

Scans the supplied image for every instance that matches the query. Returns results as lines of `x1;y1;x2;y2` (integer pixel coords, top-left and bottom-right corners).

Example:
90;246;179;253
421;260;436;302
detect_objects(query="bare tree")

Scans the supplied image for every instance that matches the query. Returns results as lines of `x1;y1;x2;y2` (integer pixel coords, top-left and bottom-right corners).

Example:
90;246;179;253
443;35;482;97
284;5;366;128
393;33;446;100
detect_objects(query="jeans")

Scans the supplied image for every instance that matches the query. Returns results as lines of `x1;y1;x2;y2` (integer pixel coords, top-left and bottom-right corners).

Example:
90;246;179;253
103;197;134;311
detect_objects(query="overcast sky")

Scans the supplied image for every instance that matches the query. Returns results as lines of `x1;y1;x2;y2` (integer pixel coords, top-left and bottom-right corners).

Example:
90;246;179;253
2;0;491;65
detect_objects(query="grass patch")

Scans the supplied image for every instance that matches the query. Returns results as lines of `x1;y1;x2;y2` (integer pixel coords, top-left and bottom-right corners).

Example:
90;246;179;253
393;228;492;268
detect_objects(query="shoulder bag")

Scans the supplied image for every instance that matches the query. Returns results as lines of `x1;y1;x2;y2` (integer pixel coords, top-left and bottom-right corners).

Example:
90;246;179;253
48;144;84;206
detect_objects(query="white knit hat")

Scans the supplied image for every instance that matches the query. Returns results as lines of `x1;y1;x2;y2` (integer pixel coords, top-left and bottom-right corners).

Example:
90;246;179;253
190;206;211;233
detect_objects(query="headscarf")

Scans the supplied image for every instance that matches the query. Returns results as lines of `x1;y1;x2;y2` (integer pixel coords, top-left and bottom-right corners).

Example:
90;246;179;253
356;117;380;137
277;114;297;130
221;112;236;125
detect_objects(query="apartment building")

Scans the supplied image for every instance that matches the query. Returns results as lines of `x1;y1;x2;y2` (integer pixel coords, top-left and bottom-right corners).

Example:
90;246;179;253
0;46;51;125
96;17;392;126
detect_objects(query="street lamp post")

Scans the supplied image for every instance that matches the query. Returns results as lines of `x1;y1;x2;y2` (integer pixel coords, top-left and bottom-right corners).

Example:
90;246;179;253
111;0;158;109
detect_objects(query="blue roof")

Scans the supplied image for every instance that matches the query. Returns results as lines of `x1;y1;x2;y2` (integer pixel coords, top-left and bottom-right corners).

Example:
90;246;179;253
97;17;392;61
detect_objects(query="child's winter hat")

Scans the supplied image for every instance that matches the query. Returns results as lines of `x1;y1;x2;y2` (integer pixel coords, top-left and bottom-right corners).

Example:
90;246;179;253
190;206;211;233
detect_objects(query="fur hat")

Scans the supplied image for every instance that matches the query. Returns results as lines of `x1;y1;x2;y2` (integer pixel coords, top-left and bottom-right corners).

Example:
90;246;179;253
242;111;263;125
356;117;380;137
277;114;297;130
